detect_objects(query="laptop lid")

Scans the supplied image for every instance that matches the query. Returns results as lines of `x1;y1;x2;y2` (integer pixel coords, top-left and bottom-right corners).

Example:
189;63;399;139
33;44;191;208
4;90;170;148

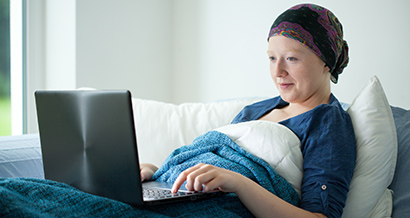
35;90;143;205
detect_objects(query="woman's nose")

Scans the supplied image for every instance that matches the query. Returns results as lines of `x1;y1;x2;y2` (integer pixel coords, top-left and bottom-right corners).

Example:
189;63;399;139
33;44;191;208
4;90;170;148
271;60;287;77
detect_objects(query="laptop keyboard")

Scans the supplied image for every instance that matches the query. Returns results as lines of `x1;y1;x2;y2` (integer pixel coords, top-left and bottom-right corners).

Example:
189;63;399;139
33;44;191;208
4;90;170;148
143;188;194;199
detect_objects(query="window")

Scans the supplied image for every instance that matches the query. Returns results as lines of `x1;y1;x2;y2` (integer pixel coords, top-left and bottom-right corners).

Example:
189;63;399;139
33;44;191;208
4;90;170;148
0;0;24;136
0;0;10;136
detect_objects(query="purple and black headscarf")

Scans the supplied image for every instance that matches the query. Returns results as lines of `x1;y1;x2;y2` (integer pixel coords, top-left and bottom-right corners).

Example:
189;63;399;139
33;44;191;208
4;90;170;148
268;4;349;84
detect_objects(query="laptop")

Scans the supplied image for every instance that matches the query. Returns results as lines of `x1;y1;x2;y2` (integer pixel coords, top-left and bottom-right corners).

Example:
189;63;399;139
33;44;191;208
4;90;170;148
35;90;222;206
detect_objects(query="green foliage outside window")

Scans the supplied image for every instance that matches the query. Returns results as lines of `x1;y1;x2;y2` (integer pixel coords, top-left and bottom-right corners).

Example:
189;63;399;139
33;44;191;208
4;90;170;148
0;0;11;136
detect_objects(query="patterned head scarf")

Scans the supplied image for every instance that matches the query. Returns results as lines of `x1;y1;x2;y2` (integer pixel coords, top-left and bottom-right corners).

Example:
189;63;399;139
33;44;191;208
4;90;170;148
268;4;348;84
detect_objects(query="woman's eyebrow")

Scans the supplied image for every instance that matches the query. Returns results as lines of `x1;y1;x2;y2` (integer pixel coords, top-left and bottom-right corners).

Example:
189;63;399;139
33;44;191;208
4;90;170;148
267;49;303;54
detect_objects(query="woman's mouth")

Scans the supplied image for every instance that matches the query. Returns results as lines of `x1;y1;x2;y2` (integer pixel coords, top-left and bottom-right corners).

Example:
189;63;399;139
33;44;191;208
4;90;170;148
279;83;294;90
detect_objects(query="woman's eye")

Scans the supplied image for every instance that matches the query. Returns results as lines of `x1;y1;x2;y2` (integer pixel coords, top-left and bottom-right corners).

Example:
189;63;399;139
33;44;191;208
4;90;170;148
287;57;297;61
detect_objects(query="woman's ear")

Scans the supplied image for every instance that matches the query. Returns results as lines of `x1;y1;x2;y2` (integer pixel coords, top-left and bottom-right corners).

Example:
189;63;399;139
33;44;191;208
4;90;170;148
324;64;331;74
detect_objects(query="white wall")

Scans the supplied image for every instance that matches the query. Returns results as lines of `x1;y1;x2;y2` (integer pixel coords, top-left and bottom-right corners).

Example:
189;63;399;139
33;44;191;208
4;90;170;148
26;0;410;133
76;0;173;102
172;0;410;107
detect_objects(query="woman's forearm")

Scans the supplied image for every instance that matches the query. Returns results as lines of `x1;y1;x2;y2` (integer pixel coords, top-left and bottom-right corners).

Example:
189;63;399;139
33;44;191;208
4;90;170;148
235;176;326;218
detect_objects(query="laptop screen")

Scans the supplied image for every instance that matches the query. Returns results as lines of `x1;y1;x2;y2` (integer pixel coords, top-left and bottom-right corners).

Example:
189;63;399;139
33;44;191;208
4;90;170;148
35;90;143;205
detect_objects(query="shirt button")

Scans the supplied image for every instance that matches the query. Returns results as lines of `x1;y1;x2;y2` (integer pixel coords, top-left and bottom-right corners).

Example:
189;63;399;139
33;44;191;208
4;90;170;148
321;185;327;190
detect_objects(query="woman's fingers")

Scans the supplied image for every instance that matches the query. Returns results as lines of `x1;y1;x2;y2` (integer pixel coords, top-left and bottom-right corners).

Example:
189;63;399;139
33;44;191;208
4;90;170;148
172;163;204;192
140;163;158;182
172;163;235;193
188;166;217;192
171;163;244;194
172;163;213;193
140;168;151;182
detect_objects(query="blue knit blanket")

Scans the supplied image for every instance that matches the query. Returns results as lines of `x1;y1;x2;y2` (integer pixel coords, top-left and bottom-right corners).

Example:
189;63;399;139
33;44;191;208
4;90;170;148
0;131;299;217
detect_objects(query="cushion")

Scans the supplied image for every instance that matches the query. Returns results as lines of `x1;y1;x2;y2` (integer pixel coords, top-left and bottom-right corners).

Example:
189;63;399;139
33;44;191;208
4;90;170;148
132;98;263;166
342;76;397;217
215;120;303;196
389;106;410;218
0;134;44;179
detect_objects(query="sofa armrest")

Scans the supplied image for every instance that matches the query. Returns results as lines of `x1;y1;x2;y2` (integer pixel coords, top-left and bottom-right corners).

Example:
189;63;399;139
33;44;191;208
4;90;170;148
0;134;44;179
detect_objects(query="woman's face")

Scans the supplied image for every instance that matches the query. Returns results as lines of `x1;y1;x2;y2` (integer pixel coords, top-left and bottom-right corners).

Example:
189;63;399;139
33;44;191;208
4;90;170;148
267;35;331;105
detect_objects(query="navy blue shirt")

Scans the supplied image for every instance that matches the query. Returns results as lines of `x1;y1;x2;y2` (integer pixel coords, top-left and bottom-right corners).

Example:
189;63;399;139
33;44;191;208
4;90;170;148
231;94;356;218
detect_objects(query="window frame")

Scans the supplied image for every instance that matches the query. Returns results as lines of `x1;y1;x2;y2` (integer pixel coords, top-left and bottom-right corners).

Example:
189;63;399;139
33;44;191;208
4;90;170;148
10;0;45;135
10;0;24;135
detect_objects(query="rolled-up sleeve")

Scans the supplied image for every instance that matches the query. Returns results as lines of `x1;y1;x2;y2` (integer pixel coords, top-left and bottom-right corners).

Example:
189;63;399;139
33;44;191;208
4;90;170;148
290;106;356;218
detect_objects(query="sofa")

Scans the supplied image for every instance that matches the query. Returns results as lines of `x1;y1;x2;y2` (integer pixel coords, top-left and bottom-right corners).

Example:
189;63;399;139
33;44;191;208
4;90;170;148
0;76;409;217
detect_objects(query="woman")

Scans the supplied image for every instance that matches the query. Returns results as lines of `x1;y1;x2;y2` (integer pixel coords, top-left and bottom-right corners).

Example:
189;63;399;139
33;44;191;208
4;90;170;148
141;4;356;218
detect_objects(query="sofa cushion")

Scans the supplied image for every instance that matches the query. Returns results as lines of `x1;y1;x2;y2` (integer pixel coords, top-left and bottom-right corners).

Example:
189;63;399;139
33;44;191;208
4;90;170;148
132;98;262;166
389;106;410;218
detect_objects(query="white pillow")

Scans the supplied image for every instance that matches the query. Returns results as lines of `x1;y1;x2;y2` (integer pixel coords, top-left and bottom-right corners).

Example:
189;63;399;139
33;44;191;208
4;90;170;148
132;98;263;166
215;120;303;196
342;76;397;218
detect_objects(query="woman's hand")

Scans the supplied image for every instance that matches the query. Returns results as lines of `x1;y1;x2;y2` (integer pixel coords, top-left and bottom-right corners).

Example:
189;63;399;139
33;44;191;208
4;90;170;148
171;163;244;193
171;163;326;218
140;163;158;182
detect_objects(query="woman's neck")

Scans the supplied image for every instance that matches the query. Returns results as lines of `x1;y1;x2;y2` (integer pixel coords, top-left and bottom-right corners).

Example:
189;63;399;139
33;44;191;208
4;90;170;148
285;93;331;117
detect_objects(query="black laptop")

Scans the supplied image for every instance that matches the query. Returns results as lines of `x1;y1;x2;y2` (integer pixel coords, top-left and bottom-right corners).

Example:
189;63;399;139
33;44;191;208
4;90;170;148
35;90;221;206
